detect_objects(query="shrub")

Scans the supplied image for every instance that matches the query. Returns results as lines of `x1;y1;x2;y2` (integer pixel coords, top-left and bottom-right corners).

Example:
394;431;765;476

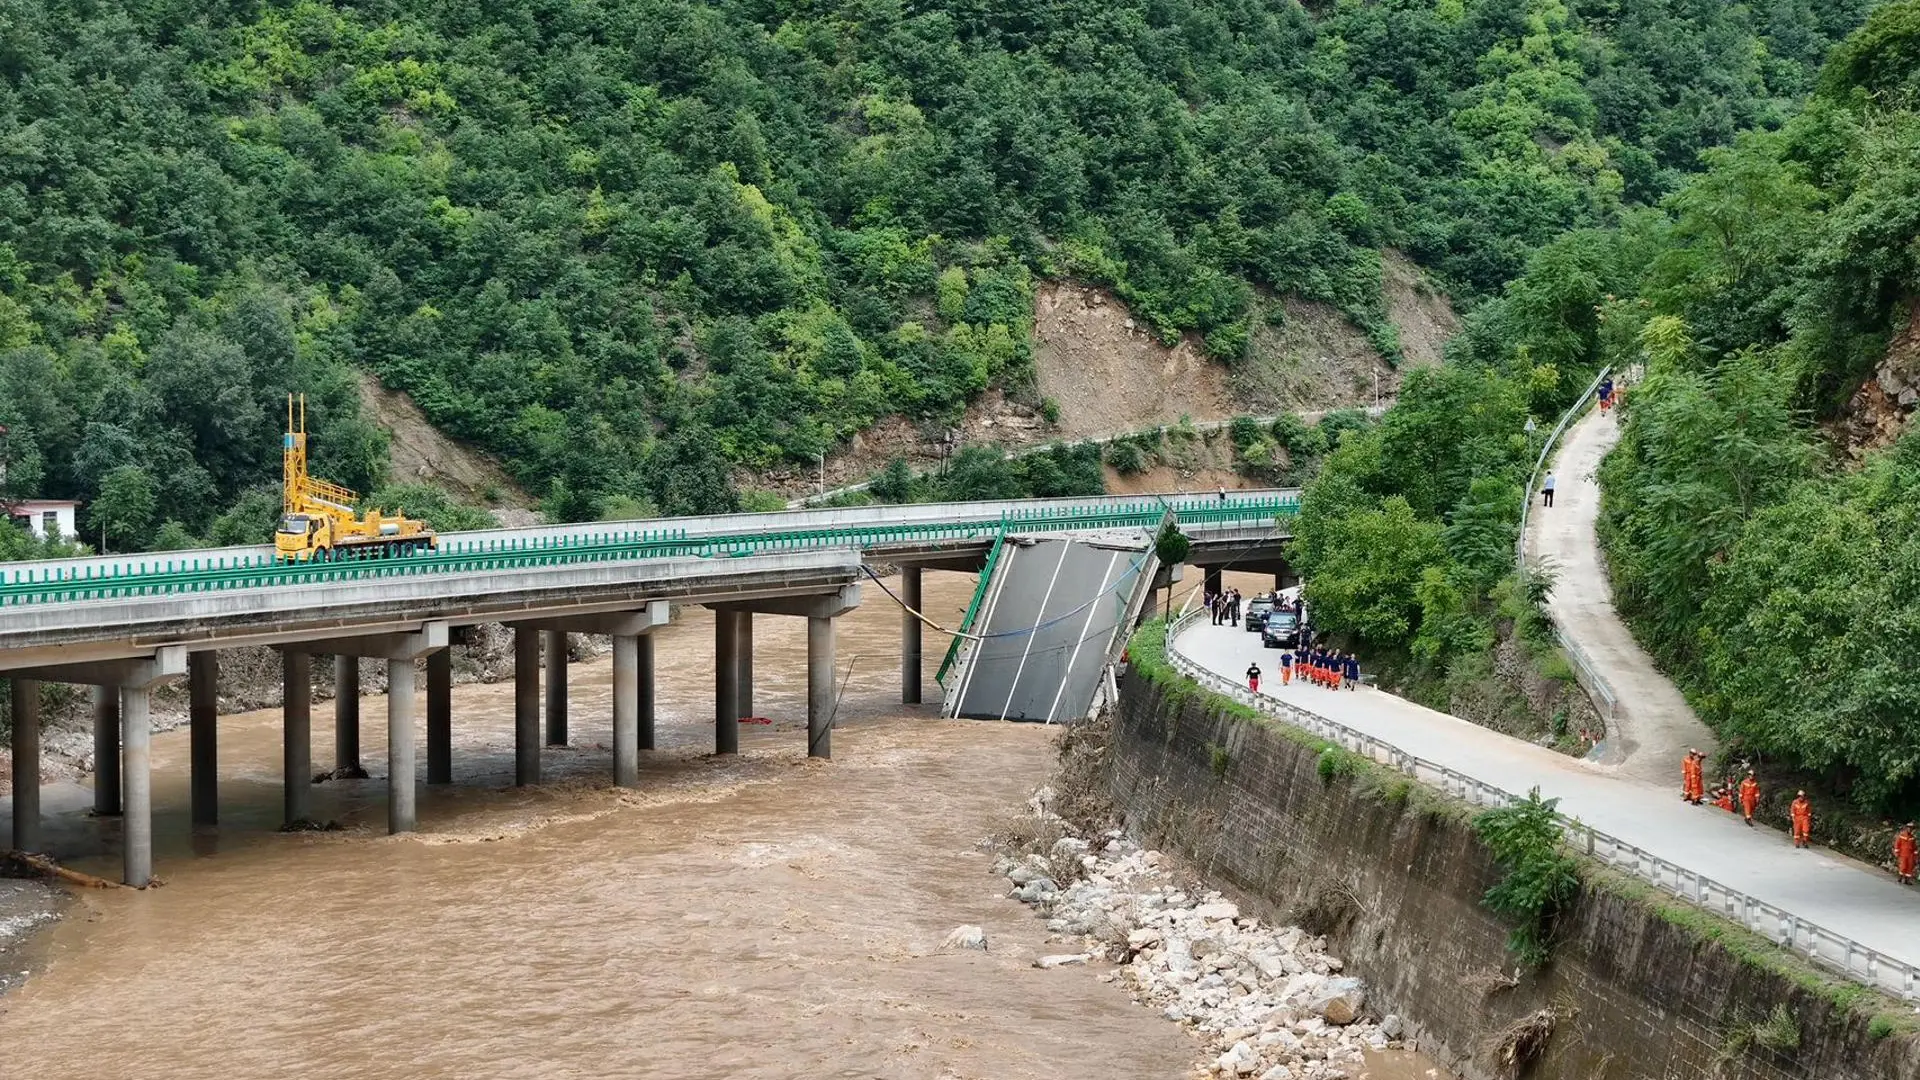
1474;788;1580;967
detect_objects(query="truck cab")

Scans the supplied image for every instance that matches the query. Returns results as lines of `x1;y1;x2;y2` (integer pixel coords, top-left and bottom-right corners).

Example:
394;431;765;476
276;513;327;561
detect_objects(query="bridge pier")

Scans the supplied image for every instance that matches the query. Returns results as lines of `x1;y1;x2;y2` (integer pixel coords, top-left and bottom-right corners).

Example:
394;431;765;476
715;610;740;755
189;652;218;828
334;657;361;775
122;683;154;886
388;657;417;834
737;613;755;720
427;649;452;785
709;586;858;759
283;651;313;827
93;686;120;817
515;626;540;785
901;566;922;705
9;679;39;852
639;634;656;752
808;615;834;759
544;630;568;746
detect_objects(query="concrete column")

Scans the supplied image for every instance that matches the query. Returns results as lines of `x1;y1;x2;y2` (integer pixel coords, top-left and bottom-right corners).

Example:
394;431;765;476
283;651;312;826
388;657;417;834
807;615;834;759
638;633;656;752
92;686;121;817
334;657;361;773
514;626;539;785
544;629;569;746
613;634;638;788
121;684;152;888
10;679;40;853
427;649;452;785
189;652;218;828
715;610;739;755
736;613;754;720
901;566;923;705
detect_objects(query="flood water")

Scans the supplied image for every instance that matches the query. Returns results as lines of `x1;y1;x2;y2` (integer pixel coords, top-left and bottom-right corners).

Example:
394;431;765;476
0;571;1447;1079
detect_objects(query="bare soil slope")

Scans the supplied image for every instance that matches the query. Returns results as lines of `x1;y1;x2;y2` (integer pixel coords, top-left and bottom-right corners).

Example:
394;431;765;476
760;259;1459;498
1833;298;1920;460
357;373;531;506
1032;282;1236;438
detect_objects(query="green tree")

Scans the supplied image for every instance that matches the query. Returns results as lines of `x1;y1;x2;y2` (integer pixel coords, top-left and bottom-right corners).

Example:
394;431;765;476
91;465;158;551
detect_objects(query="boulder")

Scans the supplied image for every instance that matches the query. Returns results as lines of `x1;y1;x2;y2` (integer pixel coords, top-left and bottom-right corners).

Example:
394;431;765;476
1216;1041;1259;1076
1259;1067;1293;1080
1008;864;1042;886
1308;977;1366;1025
942;925;988;951
1034;953;1092;969
1380;1014;1403;1039
1128;928;1164;950
1195;901;1241;921
1051;836;1091;864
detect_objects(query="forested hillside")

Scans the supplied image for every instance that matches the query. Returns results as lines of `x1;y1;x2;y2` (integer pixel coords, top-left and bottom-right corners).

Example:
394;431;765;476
1290;0;1920;815
0;0;1876;545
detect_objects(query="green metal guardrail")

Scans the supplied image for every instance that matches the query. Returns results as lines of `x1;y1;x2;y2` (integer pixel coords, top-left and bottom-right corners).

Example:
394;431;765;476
0;496;1300;608
933;530;1008;689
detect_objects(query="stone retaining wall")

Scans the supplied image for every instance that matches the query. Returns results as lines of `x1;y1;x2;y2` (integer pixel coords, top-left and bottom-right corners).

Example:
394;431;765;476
1110;673;1920;1080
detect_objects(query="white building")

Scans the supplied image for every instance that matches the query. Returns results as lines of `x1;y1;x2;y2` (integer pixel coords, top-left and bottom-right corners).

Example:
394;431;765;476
8;499;79;541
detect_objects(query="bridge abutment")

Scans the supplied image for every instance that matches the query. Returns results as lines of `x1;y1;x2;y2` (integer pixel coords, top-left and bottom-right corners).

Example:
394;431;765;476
9;678;40;852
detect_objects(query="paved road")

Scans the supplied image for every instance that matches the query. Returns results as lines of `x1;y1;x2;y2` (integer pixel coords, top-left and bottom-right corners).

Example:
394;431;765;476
1526;406;1717;786
1182;619;1920;974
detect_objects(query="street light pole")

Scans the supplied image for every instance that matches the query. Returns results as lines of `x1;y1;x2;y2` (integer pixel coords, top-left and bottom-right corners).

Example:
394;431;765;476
817;451;824;497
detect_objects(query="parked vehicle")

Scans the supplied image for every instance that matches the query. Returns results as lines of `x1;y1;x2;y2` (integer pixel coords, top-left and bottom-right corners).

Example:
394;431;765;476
1244;596;1274;632
1261;610;1300;649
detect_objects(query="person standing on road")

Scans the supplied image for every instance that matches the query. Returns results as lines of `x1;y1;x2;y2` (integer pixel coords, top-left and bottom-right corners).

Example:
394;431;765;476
1739;770;1760;826
1246;662;1261;693
1230;588;1242;626
1599;375;1614;414
1343;651;1360;690
1790;792;1813;848
1897;824;1918;885
1280;650;1293;685
1681;750;1703;805
1208;591;1221;626
1542;471;1556;508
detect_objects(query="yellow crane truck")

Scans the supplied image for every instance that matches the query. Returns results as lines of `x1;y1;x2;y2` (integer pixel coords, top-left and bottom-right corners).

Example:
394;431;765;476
275;394;436;561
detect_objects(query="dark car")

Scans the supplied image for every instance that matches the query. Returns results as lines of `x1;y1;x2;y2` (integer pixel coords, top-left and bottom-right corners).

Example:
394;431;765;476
1261;610;1300;649
1244;596;1275;632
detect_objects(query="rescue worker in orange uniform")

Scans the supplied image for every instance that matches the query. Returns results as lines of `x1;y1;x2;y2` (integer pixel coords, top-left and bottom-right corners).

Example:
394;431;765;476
1680;750;1701;804
1790;792;1813;848
1712;783;1735;813
1279;650;1293;685
1896;823;1917;886
1738;771;1759;827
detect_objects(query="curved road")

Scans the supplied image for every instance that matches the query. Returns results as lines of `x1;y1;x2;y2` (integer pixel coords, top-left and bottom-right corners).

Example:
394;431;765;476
1179;619;1920;985
1525;407;1716;785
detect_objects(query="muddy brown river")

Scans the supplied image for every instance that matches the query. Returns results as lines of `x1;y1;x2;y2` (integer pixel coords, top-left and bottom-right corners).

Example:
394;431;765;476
0;572;1447;1079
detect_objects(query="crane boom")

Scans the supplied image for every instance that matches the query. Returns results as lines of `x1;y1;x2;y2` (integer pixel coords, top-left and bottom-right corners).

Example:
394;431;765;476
275;394;436;562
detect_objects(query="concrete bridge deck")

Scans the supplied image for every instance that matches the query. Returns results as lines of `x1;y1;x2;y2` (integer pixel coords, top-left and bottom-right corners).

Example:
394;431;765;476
5;492;1296;887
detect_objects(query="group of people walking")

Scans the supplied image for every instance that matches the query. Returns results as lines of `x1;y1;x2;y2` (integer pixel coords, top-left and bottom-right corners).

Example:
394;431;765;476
1681;749;1920;885
1207;589;1243;626
1245;649;1359;693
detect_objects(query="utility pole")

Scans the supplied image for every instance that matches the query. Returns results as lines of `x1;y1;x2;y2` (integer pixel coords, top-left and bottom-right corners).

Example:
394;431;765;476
817;451;825;497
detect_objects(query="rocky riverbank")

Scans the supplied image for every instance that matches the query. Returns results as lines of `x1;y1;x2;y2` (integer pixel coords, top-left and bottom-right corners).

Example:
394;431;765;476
0;878;63;996
990;790;1403;1079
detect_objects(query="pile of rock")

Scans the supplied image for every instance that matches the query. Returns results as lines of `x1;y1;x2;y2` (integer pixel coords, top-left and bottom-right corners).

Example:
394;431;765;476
993;833;1403;1079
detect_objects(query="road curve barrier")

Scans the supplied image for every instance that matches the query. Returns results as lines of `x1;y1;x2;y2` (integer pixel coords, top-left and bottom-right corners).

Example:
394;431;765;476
1163;611;1917;1001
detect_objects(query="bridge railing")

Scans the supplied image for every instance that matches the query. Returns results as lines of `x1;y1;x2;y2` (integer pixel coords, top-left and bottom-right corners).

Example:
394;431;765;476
0;495;1299;608
1162;611;1917;1001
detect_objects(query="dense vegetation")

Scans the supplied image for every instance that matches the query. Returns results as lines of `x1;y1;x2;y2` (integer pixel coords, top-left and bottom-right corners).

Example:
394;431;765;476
1292;0;1920;814
0;0;1879;550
